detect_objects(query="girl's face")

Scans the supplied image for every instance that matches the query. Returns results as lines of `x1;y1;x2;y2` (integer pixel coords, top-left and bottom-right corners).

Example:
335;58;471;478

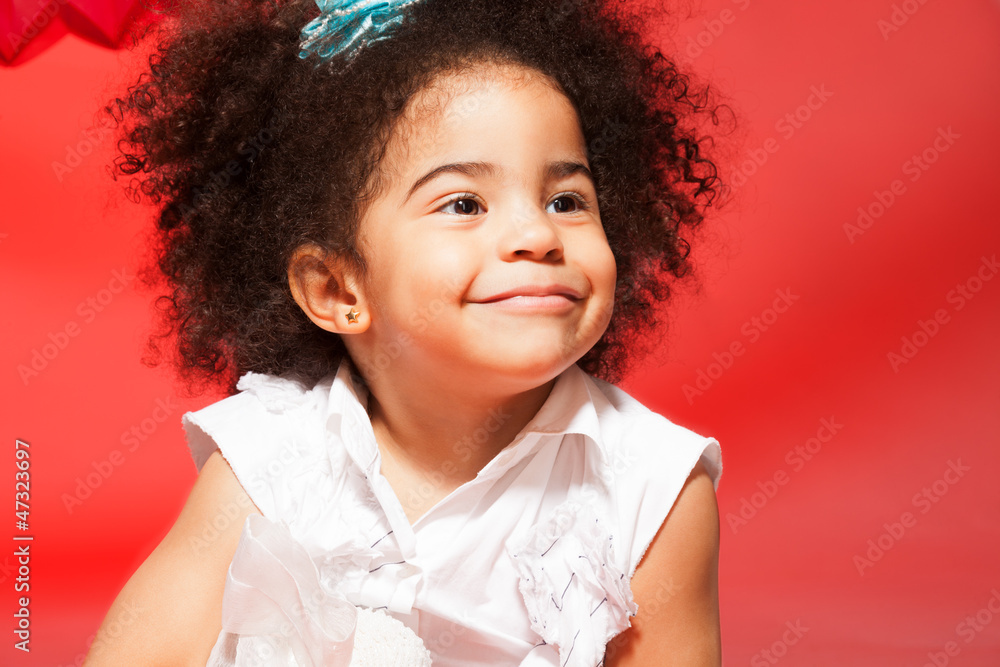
352;64;617;391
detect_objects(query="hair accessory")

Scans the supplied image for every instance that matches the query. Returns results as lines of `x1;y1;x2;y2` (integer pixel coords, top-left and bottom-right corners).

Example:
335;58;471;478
298;0;424;63
345;307;361;324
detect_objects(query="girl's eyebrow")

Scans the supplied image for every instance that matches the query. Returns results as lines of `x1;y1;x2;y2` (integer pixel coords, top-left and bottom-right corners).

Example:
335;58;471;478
402;160;595;205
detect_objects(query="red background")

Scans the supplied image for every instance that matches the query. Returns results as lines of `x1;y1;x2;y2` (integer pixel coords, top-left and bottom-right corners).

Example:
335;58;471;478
2;1;999;665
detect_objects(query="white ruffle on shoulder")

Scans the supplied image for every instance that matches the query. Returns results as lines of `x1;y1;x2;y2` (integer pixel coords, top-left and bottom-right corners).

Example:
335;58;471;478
206;514;433;667
235;372;315;413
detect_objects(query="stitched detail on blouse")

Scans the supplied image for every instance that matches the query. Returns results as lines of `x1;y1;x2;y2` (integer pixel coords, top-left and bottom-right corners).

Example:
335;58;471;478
506;500;637;667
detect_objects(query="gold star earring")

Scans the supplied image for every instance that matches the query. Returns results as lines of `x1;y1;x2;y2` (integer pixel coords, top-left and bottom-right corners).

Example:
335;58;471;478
345;307;361;324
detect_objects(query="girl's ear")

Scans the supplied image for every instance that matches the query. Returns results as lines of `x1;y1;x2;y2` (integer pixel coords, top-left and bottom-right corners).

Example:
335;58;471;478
287;243;371;334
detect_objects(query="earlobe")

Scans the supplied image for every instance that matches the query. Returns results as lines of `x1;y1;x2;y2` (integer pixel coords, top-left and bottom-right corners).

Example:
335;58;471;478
287;244;370;333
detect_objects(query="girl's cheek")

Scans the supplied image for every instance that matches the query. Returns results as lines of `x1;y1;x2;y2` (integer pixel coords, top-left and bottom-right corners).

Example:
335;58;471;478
597;244;618;291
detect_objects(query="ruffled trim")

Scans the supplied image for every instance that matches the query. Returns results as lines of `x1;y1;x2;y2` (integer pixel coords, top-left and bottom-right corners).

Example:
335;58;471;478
236;372;314;413
206;514;433;667
261;446;408;610
310;508;386;598
206;513;358;667
507;501;637;667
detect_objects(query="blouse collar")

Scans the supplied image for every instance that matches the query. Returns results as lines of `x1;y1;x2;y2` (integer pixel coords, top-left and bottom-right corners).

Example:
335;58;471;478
322;356;609;481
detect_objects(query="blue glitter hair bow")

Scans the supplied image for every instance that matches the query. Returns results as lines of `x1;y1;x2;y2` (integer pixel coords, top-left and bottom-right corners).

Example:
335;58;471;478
298;0;425;63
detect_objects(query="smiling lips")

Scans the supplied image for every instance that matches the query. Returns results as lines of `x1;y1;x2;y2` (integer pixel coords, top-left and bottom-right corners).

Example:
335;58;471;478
473;284;583;311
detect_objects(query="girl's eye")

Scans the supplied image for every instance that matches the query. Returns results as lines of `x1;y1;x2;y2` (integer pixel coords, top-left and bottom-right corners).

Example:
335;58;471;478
439;195;483;216
437;193;591;216
548;193;591;214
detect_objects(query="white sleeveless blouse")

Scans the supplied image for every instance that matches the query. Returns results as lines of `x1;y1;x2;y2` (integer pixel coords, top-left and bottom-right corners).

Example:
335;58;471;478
182;358;722;667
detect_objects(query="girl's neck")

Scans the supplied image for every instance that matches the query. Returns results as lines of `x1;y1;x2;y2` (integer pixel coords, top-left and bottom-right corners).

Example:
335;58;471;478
363;368;558;488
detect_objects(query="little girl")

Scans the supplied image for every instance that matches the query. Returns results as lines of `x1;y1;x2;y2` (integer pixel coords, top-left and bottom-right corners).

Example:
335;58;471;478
89;0;729;664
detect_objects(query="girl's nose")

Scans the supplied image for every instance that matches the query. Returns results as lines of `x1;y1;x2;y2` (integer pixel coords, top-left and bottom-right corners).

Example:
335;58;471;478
497;201;564;262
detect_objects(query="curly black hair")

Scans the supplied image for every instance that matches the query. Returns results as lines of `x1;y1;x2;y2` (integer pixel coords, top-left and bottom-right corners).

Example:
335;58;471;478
105;0;736;396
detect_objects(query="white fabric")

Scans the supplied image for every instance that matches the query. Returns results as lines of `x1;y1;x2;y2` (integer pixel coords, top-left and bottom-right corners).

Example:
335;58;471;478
183;358;722;667
204;513;433;667
351;604;434;666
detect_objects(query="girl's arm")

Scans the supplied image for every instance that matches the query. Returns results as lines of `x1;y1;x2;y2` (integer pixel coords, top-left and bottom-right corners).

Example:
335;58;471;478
605;459;722;667
84;450;261;666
